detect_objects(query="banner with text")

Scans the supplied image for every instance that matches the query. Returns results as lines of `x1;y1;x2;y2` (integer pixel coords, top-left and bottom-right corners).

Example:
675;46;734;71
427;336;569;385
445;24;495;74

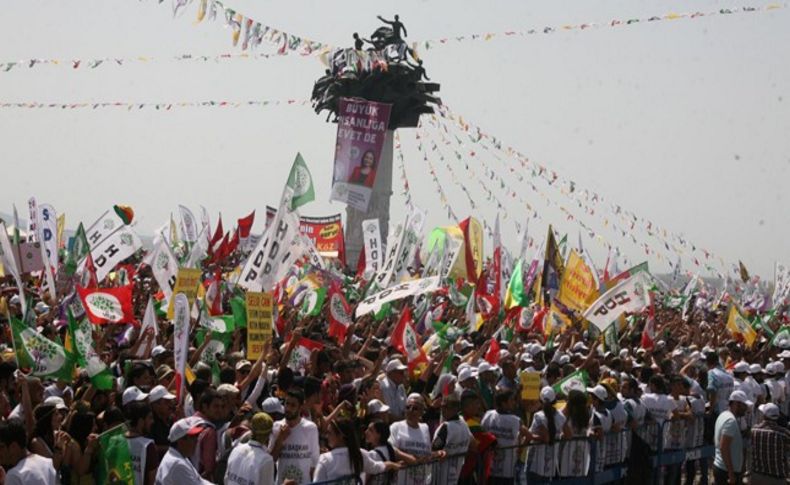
266;207;345;262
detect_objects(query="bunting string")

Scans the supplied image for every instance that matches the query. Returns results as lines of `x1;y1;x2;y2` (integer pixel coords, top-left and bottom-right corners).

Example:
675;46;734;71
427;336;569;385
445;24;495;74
394;132;414;210
417;3;786;50
434;106;728;276
163;0;333;55
411;129;459;223
0;52;286;73
0;99;309;111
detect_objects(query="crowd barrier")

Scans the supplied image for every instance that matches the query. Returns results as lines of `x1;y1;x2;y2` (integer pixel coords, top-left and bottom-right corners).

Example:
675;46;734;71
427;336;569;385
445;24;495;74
308;416;715;485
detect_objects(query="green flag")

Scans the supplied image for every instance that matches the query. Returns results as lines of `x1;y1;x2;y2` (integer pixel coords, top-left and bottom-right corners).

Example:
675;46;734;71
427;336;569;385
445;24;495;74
65;222;89;276
230;295;247;328
97;424;134;485
10;316;73;381
67;311;114;390
300;288;326;317
552;369;589;397
772;326;790;347
602;322;619;353
287;153;315;210
504;259;528;310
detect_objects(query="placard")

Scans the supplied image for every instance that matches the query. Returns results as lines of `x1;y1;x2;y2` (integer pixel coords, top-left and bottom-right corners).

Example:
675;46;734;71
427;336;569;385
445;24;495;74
520;372;541;401
167;268;202;319
246;292;273;360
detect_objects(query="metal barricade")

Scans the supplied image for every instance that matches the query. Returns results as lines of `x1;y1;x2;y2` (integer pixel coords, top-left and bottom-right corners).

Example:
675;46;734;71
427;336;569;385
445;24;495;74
304;417;713;485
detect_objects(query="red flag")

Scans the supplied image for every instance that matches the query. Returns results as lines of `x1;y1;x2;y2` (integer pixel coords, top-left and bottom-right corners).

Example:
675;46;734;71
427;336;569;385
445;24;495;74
327;282;352;342
485;338;500;364
237;210;255;239
212;232;229;264
474;268;497;320
77;284;138;325
204;267;223;315
227;228;240;255
355;245;366;279
533;306;548;335
391;307;427;371
458;217;478;284
210;216;224;249
82;252;99;288
492;215;502;316
641;294;656;350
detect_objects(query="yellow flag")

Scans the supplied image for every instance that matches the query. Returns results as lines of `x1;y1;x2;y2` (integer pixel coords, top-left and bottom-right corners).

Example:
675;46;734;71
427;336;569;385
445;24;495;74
558;251;599;313
185;365;196;385
56;213;65;249
545;302;571;337
727;305;757;348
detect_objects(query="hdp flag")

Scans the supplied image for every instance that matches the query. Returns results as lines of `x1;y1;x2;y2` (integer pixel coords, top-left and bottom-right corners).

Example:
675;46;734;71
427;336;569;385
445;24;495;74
287;153;315;210
66;310;114;390
96;424;134;485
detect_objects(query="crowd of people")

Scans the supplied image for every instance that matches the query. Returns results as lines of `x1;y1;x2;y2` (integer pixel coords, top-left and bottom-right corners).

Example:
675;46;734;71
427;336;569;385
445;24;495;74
0;211;789;485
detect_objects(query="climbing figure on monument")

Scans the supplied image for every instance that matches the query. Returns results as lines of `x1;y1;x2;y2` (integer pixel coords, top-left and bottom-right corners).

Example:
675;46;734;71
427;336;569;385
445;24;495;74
376;14;407;41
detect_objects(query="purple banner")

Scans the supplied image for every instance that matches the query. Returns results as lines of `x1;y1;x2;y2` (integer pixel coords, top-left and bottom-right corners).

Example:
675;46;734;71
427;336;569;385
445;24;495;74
330;98;392;211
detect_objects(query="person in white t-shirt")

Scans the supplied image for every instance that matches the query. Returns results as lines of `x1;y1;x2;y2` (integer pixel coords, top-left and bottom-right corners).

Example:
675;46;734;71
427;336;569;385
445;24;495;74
482;388;527;483
0;419;57;485
225;412;275;485
389;394;443;485
154;416;213;485
527;387;569;481
269;388;320;485
313;418;398;482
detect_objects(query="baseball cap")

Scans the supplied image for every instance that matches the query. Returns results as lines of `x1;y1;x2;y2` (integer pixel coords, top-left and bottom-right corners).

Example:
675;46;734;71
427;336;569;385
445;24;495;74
748;363;763;375
151;345;170;358
250;412;274;439
148;385;176;403
586;385;608;401
778;350;790;359
261;397;285;415
540;387;556;404
168;417;205;442
758;403;780;420
572;342;589;353
385;360;407;373
558;355;571;365
733;362;749;374
235;360;252;371
367;399;391;415
457;339;474;351
728;390;753;407
478;362;498;374
122;386;149;406
458;367;476;383
43;396;68;411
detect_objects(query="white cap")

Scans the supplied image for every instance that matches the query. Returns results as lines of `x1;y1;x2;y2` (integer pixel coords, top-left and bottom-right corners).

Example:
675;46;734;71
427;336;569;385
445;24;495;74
498;349;510;360
733;362;750;374
558;355;570;365
539;386;556;404
43;396;68;411
748;363;763;375
619;349;630;359
728;390;753;407
261;397;285;415
478;362;498;374
385;359;408;373
758;403;780;420
572;342;589;352
778;350;790;359
235;359;252;371
520;353;534;363
774;362;786;374
122;386;149;406
587;385;608;401
367;399;391;415
168;416;205;442
151;345;168;358
457;339;474;351
458;367;476;383
34;301;50;313
148;385;176;403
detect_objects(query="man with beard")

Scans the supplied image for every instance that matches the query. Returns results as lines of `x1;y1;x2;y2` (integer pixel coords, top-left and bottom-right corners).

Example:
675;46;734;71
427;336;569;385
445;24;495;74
269;388;319;484
125;400;159;485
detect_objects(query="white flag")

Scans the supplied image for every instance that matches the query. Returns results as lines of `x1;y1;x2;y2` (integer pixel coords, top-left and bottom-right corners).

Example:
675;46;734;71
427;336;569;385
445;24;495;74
373;220;406;289
37;204;59;276
186;225;209;268
0;223;26;311
582;272;651;331
90;226;142;283
178;205;198;244
173;293;190;405
356;276;441;317
362;219;382;280
148;237;178;302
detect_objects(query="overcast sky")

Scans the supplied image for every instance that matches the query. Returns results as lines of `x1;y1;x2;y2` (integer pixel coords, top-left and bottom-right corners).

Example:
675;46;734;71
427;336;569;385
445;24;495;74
1;0;788;277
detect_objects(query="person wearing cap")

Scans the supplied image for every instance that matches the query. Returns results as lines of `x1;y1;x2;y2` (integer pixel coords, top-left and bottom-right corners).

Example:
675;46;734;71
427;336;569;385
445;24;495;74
496;356;519;393
125;400;159;485
366;399;390;423
380;359;408;421
269;388;320;484
764;362;787;413
122;386;149;408
749;403;790;484
713;390;752;484
155;416;211;484
262;396;285;422
0;418;57;485
706;351;735;416
389;394;438;485
432;393;473;485
224;412;275;485
148;385;176;458
527;386;569;480
482;388;527;484
477;361;498;410
456;367;477;394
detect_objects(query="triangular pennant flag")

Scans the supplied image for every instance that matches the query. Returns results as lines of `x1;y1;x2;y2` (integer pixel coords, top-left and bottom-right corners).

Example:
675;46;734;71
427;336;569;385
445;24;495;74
287;153;315;210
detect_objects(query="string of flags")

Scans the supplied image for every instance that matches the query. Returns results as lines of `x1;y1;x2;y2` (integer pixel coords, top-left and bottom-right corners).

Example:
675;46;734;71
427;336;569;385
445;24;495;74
394;132;414;211
0;99;309;111
432;106;728;277
0;52;283;73
166;0;332;54
418;3;786;50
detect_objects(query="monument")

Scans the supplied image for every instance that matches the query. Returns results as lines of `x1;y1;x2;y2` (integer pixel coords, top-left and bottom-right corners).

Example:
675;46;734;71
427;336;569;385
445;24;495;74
311;15;441;268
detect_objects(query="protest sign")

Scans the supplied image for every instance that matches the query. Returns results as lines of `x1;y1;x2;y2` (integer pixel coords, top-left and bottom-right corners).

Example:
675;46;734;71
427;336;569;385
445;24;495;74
167;268;202;319
266;206;345;261
520;372;541;401
582;271;651;331
246;291;273;360
330;98;392;211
